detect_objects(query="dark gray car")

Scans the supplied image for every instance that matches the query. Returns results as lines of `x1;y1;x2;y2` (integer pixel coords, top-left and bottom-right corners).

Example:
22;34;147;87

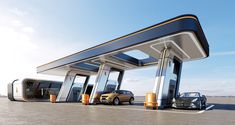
172;92;207;109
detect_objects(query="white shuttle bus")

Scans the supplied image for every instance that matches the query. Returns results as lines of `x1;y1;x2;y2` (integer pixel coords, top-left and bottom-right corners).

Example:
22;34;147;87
7;78;118;102
8;78;62;101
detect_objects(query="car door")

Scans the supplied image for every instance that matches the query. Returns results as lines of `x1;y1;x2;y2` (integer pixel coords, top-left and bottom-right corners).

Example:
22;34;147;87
201;95;206;104
198;93;203;102
117;91;127;102
123;91;131;102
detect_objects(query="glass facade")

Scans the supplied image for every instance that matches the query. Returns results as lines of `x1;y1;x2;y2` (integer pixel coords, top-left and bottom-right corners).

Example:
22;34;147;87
67;75;87;102
24;80;62;100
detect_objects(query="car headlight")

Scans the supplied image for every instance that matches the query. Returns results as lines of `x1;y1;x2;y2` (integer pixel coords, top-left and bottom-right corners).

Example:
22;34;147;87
106;96;112;100
190;103;196;107
172;98;176;102
192;98;198;102
172;103;176;107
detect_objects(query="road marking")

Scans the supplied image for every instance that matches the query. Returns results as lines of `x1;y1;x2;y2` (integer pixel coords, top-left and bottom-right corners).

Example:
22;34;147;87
157;110;201;115
197;105;215;114
206;105;215;110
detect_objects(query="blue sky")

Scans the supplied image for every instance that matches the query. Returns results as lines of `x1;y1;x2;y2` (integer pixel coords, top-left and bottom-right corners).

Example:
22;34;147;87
0;0;235;96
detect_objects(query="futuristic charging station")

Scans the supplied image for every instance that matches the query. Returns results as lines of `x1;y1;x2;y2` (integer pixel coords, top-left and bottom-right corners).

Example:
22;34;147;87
37;14;209;109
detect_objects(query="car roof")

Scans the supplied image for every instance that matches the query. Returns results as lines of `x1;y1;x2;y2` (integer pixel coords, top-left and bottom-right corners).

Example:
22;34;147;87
114;90;131;92
182;92;200;94
120;90;131;92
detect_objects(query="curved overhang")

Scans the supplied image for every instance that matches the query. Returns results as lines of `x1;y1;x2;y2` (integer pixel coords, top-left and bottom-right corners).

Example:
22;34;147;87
37;14;209;76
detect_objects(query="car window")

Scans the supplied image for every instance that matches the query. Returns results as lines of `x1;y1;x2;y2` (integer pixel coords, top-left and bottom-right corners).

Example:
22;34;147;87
112;90;122;94
180;92;199;97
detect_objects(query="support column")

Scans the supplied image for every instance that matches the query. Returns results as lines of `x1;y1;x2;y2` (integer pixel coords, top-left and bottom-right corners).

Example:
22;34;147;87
173;59;183;97
78;76;90;101
56;70;77;102
116;70;124;90
153;48;178;109
89;63;111;104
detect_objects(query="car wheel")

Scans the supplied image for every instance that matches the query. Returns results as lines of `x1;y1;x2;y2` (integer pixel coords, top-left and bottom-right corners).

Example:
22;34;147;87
129;97;134;105
203;102;207;109
113;97;120;105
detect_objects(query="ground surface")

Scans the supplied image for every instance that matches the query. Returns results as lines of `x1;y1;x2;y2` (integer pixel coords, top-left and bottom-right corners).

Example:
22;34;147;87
0;97;235;125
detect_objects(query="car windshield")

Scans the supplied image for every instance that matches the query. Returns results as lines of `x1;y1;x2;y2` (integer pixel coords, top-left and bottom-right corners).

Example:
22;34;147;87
97;91;110;94
180;92;199;97
112;90;122;94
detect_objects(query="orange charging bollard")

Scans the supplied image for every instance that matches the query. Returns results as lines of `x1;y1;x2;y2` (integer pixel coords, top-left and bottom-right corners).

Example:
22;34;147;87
50;94;56;103
82;94;89;105
144;92;158;110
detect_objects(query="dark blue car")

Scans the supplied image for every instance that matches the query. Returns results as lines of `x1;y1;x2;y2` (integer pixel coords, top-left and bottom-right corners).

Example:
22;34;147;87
172;92;207;110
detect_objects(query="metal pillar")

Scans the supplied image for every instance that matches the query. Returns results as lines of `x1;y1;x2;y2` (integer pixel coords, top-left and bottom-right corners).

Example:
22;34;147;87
78;76;90;101
116;70;124;90
89;63;111;104
153;48;179;109
173;59;183;97
56;70;77;102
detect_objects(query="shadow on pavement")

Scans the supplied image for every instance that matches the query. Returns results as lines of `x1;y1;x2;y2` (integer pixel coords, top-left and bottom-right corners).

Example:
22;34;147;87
208;103;235;110
100;102;145;106
133;102;144;106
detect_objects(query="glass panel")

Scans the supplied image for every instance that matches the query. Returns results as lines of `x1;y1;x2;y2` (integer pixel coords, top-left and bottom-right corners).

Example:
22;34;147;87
108;72;119;81
49;82;62;96
74;76;86;84
25;81;34;99
124;50;149;60
67;75;86;102
105;80;117;92
35;81;51;99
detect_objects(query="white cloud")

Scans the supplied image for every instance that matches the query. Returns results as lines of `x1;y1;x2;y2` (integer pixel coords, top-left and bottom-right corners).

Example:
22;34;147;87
11;20;23;27
22;26;35;33
9;7;26;16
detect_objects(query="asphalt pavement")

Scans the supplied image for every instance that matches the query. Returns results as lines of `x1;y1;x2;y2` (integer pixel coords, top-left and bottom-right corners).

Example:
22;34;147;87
0;96;235;125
